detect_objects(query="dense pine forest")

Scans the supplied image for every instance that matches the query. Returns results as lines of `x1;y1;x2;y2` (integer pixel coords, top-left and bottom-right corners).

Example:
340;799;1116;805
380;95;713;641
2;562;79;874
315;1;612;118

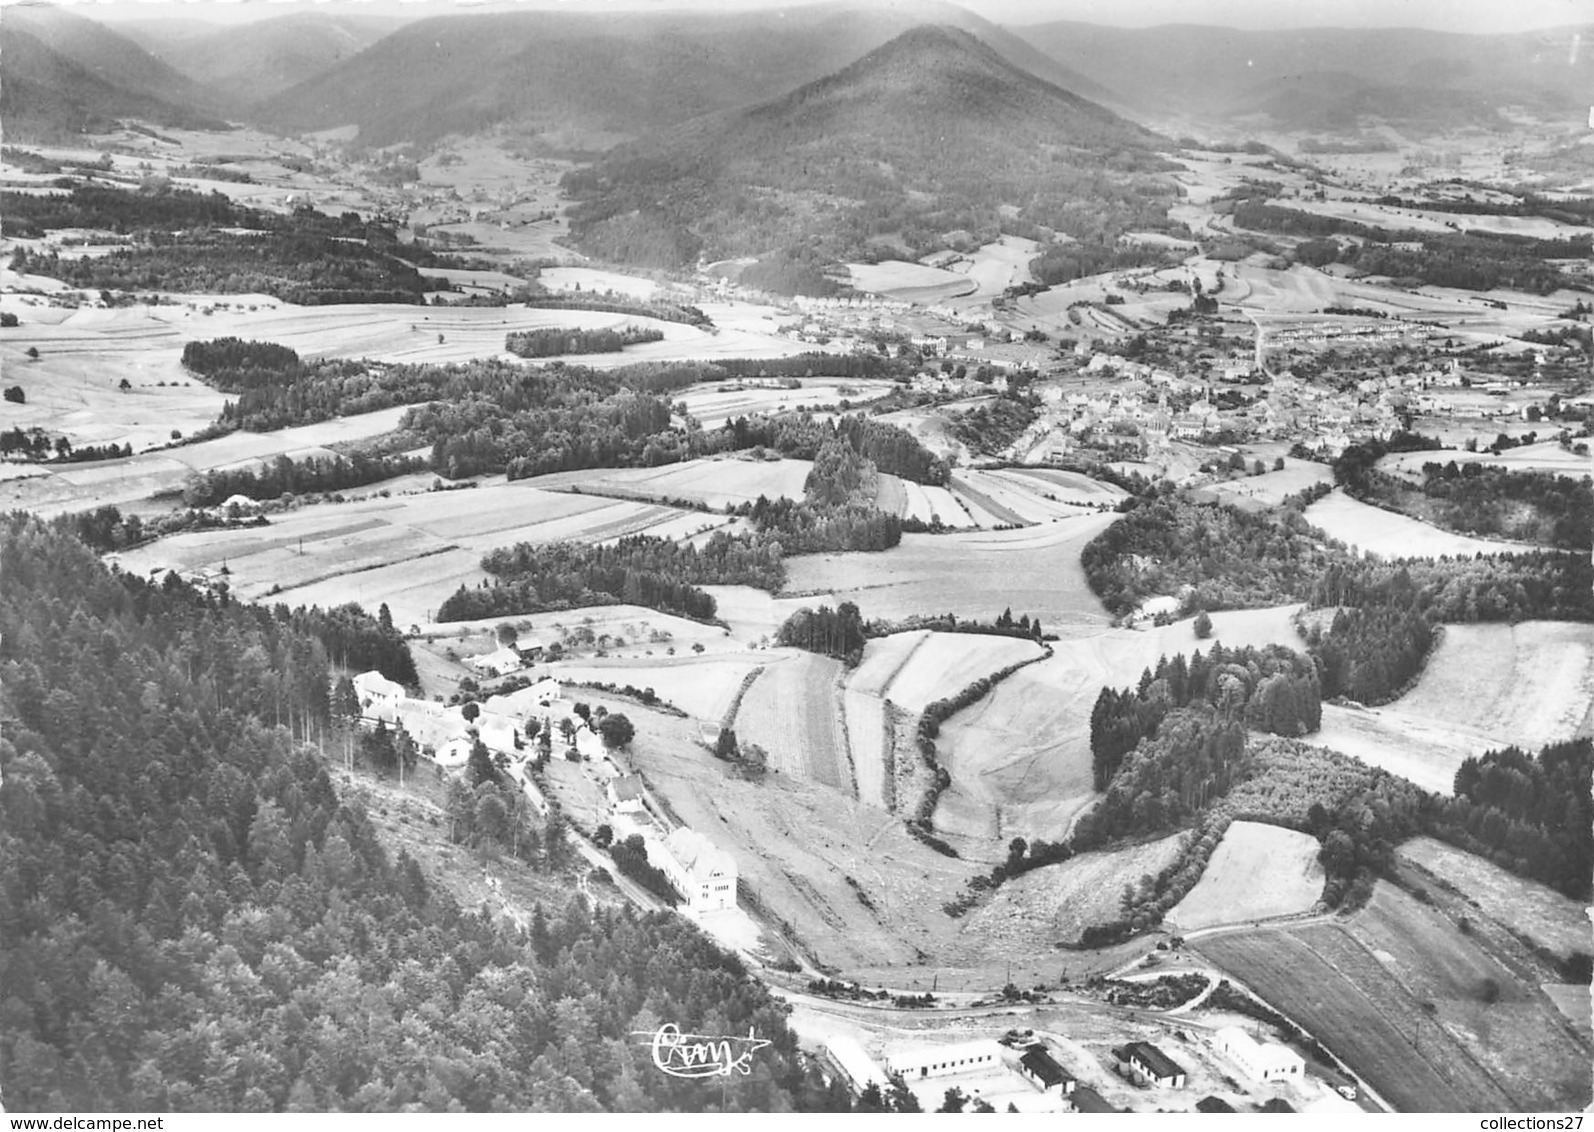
0;515;850;1112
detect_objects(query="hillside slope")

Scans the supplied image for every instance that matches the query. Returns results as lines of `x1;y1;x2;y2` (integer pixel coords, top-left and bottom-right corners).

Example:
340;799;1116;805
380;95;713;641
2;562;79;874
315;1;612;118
0;23;230;140
563;24;1173;269
1;4;232;136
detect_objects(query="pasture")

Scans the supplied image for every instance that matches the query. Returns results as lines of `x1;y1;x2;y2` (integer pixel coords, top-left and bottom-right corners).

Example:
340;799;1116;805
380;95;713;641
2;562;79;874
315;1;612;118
851;631;1045;715
782;510;1120;630
1313;620;1593;794
537;267;659;299
521;454;813;509
734;651;852;793
1397;837;1591;962
1167;821;1324;931
1304;489;1536;558
953;834;1189;957
625;699;983;971
845;260;975;303
1376;441;1591;482
0;404;413;517
1199;458;1334;510
701;585;832;646
552;653;764;721
931;605;1304;843
112;479;708;628
675;379;897;428
942;236;1040;304
841;631;1044;813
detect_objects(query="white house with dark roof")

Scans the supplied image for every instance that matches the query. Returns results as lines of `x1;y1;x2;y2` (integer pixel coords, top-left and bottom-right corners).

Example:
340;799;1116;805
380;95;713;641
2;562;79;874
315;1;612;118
607;774;646;815
657;828;737;912
352;671;406;721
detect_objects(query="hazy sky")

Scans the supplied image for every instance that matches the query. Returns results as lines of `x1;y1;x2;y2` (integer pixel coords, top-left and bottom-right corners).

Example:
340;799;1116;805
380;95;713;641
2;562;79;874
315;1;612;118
33;0;1594;32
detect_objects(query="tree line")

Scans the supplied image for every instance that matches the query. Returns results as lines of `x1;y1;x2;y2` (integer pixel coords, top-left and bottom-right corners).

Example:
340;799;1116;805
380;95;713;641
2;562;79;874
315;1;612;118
505;326;665;358
180;452;430;508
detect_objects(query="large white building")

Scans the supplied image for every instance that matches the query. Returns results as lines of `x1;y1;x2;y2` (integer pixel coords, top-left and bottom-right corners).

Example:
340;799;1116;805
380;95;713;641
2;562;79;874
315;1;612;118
657;828;737;912
1215;1027;1305;1083
352;671;406;720
825;1036;888;1097
882;1039;1002;1082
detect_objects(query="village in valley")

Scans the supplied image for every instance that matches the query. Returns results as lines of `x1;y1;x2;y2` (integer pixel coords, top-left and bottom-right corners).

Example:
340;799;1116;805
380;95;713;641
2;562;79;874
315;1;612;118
1;0;1591;1117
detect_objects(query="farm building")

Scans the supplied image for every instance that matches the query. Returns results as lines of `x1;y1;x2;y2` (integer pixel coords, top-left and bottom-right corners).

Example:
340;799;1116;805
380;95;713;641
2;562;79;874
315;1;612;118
465;645;523;675
607;774;646;815
824;1036;888;1097
1214;1027;1304;1083
1197;1096;1237;1112
353;671;405;720
1017;1045;1074;1095
657;828;737;912
883;1039;1002;1081
1115;1042;1187;1089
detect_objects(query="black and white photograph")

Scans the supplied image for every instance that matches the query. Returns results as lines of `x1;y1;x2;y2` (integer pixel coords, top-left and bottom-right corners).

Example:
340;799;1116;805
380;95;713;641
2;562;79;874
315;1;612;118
0;0;1591;1116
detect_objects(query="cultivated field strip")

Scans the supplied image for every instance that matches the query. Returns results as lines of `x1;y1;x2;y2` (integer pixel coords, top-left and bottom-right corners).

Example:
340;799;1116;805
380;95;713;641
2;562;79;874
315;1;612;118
734;653;854;795
1196;927;1516;1112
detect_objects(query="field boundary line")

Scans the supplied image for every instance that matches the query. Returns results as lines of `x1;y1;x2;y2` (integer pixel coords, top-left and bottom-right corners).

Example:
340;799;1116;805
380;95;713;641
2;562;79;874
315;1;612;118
832;668;861;801
721;664;767;732
268;541;463;597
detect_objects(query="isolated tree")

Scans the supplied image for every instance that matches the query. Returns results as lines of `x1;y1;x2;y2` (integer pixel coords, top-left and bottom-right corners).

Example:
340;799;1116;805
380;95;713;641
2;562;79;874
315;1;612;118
1193;610;1213;639
1273;455;1286;471
3;386;24;403
598;712;635;749
25;347;39;360
740;743;769;778
495;623;517;647
461;700;481;723
938;1088;969;1113
467;736;498;786
118;378;132;391
715;726;740;760
593;823;614;849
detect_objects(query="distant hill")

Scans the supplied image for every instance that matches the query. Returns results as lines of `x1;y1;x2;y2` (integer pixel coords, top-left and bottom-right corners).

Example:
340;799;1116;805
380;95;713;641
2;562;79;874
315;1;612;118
562;25;1174;273
1015;21;1594;133
0;8;231;141
120;11;409;107
253;0;1119;149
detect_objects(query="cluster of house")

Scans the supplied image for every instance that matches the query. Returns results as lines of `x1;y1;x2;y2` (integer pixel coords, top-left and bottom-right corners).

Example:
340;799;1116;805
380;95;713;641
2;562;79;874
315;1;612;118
351;669;612;806
820;1025;1306;1113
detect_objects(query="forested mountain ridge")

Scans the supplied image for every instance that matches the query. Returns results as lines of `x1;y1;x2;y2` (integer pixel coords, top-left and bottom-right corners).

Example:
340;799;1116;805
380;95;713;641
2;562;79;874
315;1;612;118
0;23;230;141
1017;20;1594;132
0;517;844;1112
251;0;1114;149
563;24;1174;269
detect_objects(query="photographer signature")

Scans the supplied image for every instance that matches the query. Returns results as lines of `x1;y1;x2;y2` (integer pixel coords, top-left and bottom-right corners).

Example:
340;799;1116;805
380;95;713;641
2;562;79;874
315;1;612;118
638;1023;772;1078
